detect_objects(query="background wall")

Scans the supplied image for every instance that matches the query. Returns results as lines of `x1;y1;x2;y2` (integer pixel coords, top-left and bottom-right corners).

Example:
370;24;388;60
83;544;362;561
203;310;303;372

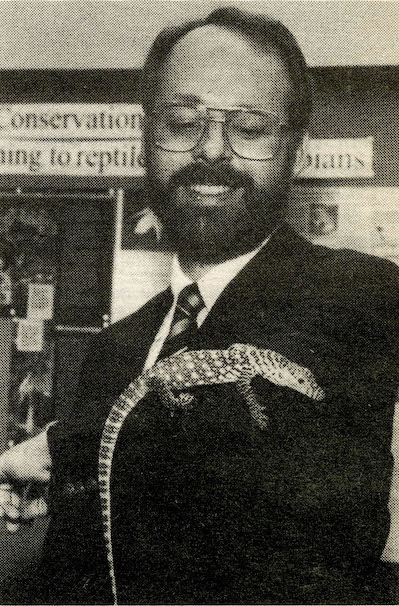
0;1;398;69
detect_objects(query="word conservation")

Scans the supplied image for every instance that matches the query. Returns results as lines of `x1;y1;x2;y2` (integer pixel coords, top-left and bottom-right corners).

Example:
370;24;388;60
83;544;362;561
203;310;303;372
0;107;143;134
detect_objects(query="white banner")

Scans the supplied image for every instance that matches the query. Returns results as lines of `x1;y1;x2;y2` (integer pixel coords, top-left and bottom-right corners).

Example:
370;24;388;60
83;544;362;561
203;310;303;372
298;136;374;179
0;103;145;177
0;103;143;139
0;105;374;180
0;138;145;176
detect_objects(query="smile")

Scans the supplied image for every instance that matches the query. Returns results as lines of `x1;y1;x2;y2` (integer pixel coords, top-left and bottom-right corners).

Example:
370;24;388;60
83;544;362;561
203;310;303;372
189;184;232;196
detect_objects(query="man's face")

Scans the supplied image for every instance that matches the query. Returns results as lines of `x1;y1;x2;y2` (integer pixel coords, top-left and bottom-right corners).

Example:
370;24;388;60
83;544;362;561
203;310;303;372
145;25;303;261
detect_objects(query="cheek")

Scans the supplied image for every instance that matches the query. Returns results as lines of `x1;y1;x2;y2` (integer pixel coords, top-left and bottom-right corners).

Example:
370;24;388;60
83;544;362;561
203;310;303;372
150;147;193;185
235;161;280;189
242;150;293;190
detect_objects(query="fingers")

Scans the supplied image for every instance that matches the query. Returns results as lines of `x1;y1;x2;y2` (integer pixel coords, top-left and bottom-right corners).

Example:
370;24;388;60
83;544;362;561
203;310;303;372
22;496;48;519
0;429;52;532
4;503;22;532
0;484;22;531
3;502;20;520
0;483;48;532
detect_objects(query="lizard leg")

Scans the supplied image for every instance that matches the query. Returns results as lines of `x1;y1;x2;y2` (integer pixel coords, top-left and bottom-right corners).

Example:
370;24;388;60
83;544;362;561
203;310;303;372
148;377;195;415
236;375;269;430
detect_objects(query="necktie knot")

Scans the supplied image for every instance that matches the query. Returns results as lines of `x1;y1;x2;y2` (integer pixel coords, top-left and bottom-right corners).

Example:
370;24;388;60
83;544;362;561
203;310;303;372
158;283;205;360
175;282;205;320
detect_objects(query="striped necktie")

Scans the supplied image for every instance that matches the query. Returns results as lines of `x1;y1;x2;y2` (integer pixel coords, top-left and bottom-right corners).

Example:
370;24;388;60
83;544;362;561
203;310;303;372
158;282;205;360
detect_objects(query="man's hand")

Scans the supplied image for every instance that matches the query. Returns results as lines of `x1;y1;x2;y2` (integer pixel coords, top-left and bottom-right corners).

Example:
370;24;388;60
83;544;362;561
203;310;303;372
0;430;52;531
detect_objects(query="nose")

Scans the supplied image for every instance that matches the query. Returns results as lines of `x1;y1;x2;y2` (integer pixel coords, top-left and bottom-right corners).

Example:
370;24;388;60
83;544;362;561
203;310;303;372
193;120;232;163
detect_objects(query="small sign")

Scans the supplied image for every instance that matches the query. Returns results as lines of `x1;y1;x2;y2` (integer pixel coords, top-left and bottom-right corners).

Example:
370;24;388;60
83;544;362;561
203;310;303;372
27;283;54;320
298;137;374;179
16;318;44;352
309;203;339;236
371;209;399;262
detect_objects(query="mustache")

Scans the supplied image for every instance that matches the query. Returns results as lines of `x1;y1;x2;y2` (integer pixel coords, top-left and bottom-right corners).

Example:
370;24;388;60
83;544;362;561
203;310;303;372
168;163;253;190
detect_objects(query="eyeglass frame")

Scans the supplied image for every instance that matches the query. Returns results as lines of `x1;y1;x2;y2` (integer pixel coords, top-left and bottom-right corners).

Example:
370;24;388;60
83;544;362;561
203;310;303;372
147;103;294;161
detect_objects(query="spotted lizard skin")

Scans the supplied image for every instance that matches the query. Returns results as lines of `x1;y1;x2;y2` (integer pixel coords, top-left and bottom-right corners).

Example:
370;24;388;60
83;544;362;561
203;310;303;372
98;343;325;604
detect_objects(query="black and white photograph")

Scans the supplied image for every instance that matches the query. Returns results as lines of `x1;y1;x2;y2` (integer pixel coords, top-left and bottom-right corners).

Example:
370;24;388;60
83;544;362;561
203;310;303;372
0;1;398;604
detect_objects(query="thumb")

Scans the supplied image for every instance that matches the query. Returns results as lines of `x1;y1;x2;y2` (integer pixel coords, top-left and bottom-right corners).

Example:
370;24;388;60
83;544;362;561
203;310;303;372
32;468;51;484
0;430;51;484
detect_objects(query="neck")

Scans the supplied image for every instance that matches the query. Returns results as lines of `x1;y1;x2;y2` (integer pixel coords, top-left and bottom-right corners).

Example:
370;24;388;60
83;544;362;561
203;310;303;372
177;236;268;281
178;257;218;282
177;231;278;281
174;220;284;280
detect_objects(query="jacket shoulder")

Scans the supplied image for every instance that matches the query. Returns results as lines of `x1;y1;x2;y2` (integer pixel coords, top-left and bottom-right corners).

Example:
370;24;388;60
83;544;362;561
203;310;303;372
302;237;399;287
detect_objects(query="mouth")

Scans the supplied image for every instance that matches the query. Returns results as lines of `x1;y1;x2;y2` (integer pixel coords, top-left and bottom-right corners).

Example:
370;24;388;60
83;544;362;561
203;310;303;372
189;184;233;196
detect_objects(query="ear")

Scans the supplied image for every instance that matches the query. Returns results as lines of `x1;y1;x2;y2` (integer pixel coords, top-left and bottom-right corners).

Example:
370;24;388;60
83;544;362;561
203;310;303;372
291;130;309;178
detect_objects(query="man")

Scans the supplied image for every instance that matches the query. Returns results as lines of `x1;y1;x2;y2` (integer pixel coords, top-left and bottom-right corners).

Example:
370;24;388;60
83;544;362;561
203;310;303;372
1;7;399;604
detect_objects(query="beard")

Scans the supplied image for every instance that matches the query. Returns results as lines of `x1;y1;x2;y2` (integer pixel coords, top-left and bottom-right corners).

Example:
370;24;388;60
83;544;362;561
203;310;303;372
147;162;288;263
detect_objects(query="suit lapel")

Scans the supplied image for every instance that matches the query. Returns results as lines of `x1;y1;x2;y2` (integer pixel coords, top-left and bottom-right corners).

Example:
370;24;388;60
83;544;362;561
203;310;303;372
195;224;315;350
109;225;319;378
109;287;173;379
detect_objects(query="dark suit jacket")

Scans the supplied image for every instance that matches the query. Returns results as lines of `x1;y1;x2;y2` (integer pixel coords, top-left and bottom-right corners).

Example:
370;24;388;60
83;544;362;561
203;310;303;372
34;224;399;604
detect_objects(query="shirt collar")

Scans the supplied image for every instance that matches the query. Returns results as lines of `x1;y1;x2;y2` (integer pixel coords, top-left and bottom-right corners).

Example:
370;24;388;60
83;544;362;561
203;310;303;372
171;234;272;313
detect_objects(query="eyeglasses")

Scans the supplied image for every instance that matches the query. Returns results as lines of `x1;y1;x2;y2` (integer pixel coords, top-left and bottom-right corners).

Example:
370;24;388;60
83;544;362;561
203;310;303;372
149;104;291;161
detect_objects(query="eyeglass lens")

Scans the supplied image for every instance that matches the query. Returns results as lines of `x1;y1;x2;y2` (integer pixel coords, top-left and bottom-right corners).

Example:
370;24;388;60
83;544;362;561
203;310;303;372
153;105;283;160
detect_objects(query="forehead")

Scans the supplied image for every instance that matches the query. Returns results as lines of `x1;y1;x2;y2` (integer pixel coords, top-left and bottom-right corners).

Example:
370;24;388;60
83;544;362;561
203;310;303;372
156;24;292;111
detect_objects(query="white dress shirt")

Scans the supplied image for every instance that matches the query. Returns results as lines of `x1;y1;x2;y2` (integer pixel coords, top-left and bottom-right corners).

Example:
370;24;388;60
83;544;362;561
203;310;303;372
144;236;271;370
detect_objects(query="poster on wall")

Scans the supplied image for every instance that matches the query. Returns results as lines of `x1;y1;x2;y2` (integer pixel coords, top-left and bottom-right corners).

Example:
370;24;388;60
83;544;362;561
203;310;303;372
111;191;172;323
16;318;44;352
370;209;399;262
288;185;399;266
27;282;54;320
121;189;165;251
308;203;339;237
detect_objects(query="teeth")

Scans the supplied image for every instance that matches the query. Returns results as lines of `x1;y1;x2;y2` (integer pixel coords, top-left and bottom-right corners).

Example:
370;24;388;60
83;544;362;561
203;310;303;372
189;184;231;195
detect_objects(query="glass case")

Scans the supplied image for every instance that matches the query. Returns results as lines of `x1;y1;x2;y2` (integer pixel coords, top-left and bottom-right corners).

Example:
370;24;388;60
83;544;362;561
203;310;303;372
0;189;116;445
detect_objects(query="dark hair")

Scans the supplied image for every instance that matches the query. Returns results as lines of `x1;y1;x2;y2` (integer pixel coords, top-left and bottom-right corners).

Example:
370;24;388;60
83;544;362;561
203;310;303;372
142;6;312;129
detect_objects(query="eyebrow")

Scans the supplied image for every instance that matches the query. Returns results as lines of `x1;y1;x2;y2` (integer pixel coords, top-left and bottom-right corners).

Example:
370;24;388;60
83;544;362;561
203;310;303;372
163;94;277;113
168;94;205;105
